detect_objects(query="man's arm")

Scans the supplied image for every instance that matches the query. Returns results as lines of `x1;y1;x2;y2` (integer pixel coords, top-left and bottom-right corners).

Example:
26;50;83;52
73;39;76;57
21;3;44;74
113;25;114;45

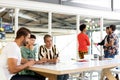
98;35;108;46
21;58;28;64
98;39;105;46
47;58;58;64
86;35;90;46
105;39;114;47
8;58;35;74
105;35;114;47
36;58;47;64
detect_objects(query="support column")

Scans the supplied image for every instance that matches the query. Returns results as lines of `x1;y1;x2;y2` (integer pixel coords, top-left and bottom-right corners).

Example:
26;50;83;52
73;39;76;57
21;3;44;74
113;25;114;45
48;12;52;35
76;15;80;59
14;8;19;36
76;15;80;34
100;17;104;56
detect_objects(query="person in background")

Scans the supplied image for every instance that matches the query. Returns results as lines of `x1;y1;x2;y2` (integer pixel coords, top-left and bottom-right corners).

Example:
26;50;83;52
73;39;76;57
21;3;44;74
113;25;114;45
19;34;46;80
94;27;110;47
38;34;69;80
94;27;110;58
106;25;119;80
77;24;90;59
100;25;119;80
0;27;35;80
104;25;119;58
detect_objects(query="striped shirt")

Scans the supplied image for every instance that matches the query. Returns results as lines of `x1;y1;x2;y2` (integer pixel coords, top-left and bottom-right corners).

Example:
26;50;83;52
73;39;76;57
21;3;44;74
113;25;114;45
38;45;59;60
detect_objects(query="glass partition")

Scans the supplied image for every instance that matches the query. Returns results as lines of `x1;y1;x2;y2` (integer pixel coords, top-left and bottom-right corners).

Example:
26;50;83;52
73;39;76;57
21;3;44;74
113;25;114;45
52;13;76;35
1;7;120;59
0;8;15;53
19;9;48;36
80;16;101;56
52;13;77;61
18;9;49;58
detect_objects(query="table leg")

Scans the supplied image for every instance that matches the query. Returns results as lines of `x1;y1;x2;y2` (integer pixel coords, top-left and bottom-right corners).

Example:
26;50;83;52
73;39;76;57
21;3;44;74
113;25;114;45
48;74;57;80
100;69;105;80
100;68;116;80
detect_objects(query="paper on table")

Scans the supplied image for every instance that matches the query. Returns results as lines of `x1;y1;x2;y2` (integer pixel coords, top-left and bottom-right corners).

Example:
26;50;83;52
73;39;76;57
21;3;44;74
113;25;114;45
71;58;88;62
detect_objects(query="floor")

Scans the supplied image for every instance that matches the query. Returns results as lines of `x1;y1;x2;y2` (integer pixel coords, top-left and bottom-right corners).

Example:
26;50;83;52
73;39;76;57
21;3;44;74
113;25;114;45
45;69;120;80
68;72;100;80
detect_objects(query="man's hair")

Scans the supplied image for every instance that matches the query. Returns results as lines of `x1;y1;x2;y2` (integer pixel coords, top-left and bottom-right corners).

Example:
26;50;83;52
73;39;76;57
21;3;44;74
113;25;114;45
30;34;36;39
16;27;31;39
106;26;109;30
44;34;52;42
110;25;116;31
79;24;86;31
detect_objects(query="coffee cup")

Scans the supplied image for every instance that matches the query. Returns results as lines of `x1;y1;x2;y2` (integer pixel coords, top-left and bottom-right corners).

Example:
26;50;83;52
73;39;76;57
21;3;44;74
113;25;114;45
94;54;98;59
99;56;103;60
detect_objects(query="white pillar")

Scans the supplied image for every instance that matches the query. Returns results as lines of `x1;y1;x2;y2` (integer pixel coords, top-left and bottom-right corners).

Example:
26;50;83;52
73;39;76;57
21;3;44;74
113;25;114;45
14;8;19;36
48;12;52;35
76;15;80;34
100;17;104;56
0;18;2;28
76;15;80;59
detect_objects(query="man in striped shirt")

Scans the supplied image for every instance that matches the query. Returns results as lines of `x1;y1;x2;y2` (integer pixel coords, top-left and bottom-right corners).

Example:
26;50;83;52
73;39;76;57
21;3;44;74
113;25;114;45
38;34;59;63
38;34;69;80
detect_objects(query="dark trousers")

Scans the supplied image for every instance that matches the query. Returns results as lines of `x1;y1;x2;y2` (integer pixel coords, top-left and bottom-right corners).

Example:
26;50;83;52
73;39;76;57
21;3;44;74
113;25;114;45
78;51;87;59
57;74;69;80
10;73;45;80
104;51;115;58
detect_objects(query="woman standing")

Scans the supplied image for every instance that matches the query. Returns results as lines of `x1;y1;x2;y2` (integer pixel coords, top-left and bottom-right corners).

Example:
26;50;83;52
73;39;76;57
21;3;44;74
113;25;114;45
77;24;90;59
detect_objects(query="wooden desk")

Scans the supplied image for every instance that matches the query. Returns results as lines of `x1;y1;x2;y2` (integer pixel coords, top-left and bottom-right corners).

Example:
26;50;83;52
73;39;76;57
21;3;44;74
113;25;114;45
29;59;120;80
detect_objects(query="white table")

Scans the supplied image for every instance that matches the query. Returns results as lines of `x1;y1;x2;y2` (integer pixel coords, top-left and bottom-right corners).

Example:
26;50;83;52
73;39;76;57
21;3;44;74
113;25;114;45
29;59;120;80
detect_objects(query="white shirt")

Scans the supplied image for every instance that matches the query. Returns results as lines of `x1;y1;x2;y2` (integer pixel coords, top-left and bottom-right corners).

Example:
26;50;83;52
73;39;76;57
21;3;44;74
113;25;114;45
0;42;21;80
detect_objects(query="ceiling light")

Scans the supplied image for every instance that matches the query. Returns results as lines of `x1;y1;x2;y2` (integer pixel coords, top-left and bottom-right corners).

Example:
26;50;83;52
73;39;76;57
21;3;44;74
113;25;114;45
0;7;6;12
19;13;37;21
9;12;37;21
85;18;91;22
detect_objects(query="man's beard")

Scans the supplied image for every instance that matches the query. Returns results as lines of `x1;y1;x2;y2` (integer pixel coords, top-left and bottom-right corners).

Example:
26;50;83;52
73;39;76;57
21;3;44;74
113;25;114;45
22;41;28;46
109;31;112;34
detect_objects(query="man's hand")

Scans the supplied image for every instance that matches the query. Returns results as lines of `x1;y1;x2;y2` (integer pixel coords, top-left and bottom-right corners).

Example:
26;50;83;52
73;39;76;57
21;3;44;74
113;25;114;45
94;43;98;46
26;60;35;67
47;58;58;64
29;45;34;51
36;58;48;64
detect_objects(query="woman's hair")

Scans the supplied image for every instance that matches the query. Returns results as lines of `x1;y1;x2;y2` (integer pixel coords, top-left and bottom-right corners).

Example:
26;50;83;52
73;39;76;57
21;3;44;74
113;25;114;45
30;34;36;39
106;26;109;30
79;24;86;31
